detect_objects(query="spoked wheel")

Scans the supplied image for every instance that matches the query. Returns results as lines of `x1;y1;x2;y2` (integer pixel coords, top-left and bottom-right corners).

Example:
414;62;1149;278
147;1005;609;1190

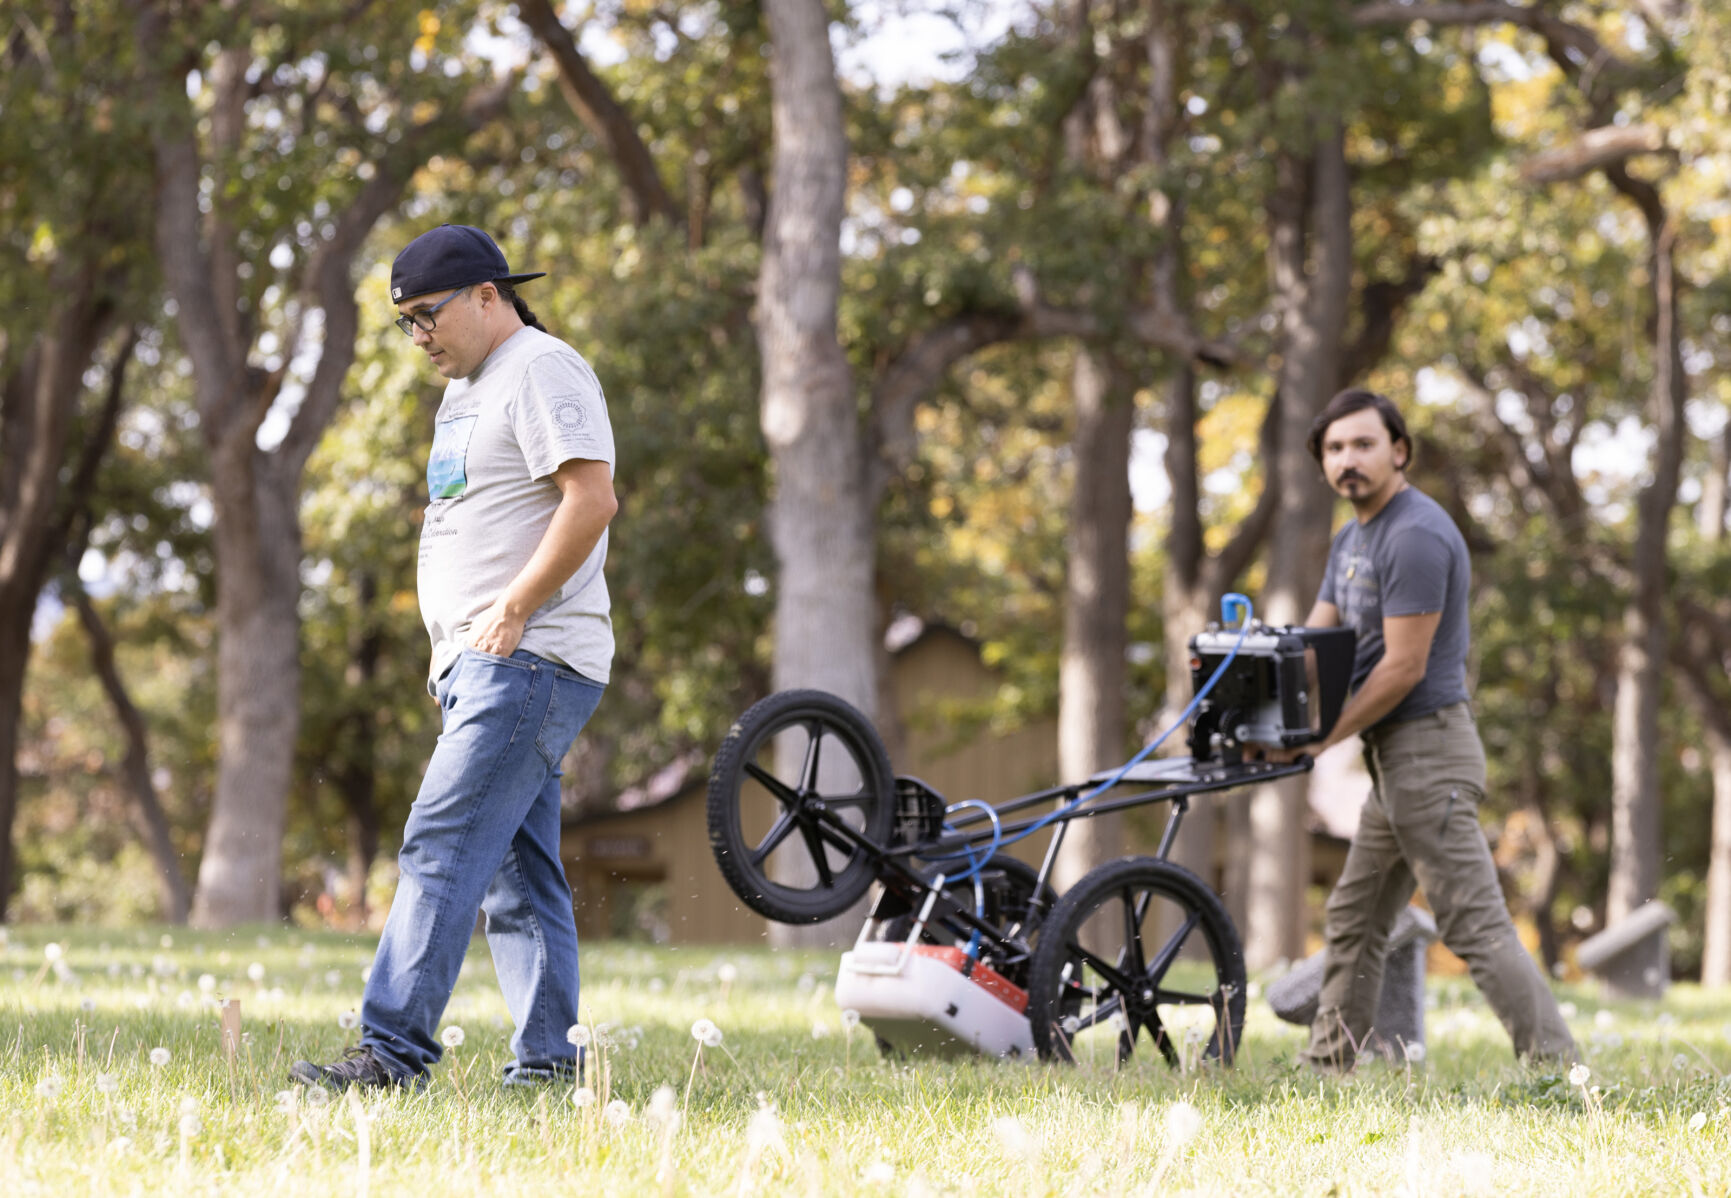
707;690;896;923
1027;856;1246;1067
864;854;1056;988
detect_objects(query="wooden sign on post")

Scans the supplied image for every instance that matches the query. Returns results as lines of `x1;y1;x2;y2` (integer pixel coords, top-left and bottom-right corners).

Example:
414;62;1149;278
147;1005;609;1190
220;998;242;1061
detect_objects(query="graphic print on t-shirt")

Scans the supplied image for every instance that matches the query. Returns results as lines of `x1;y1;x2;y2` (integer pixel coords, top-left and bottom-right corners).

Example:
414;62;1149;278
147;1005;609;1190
427;414;479;499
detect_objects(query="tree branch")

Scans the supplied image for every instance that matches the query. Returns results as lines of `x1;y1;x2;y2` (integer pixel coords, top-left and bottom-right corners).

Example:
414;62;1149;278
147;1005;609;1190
518;0;680;226
1521;124;1668;184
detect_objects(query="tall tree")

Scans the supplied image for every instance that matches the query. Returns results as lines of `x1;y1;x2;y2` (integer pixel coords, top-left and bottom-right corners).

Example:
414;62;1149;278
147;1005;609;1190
0;3;154;915
129;0;513;923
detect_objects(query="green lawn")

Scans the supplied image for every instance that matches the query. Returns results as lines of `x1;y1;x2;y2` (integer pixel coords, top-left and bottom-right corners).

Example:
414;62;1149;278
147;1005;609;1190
3;925;1728;1196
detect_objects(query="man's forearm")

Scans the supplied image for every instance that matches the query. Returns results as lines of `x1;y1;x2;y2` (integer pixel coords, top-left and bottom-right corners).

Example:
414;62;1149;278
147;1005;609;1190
496;494;612;620
1318;657;1424;752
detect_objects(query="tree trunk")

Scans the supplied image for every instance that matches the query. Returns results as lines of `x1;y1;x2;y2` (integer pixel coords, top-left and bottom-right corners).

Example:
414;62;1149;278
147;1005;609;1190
1052;347;1134;894
1703;728;1731;987
1242;132;1353;969
0;284;117;914
193;453;305;924
70;587;191;923
757;0;876;949
335;571;384;926
1607;213;1684;925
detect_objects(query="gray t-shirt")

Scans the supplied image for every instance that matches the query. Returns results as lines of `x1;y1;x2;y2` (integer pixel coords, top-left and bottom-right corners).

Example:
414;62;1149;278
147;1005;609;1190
1316;486;1470;728
418;326;616;693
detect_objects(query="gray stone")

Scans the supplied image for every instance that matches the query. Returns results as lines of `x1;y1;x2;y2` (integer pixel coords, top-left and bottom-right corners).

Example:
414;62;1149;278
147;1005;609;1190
1266;904;1438;1061
1576;901;1675;1000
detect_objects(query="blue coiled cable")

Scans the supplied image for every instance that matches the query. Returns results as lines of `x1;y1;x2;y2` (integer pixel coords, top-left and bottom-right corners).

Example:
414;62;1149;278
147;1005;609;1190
931;593;1257;925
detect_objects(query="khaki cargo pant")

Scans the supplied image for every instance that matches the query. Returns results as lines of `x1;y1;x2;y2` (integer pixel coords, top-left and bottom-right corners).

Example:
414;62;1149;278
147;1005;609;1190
1301;701;1576;1069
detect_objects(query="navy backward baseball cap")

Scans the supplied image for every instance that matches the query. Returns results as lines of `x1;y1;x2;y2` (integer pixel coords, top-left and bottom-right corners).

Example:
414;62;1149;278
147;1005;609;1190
390;224;546;303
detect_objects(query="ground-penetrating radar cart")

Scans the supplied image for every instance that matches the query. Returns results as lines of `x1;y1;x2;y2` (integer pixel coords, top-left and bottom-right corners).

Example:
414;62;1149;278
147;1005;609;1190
706;597;1355;1067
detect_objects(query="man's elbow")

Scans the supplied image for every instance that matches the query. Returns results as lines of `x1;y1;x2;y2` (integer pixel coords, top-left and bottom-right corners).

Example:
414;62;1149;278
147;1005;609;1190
593;485;619;525
1387;657;1427;691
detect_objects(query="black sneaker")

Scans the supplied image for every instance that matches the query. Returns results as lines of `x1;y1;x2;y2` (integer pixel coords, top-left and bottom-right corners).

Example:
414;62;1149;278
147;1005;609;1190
290;1046;419;1091
501;1046;584;1089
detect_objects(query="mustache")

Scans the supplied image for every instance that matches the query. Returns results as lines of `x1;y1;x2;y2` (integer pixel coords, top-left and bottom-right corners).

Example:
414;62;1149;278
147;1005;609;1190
1335;469;1367;484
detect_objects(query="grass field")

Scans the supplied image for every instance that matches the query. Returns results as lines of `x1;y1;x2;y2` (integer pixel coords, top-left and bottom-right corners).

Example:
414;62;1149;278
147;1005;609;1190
3;925;1729;1196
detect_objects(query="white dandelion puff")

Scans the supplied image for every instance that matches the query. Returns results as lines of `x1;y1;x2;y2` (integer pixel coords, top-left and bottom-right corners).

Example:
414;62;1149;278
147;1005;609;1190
992;1115;1037;1160
1568;1063;1590;1087
247;962;266;983
863;1160;895;1184
338;1010;360;1031
96;1072;117;1095
159;934;174;949
274;1090;297;1114
305;1086;331;1108
324;969;343;988
108;1136;132;1154
80;997;96;1013
1688;1111;1708;1132
647;1084;678;1125
717;962;738;984
811;1021;830;1039
566;1024;591;1049
1673;1053;1689;1071
572;1086;596;1109
1164;1100;1204;1148
840;1008;861;1030
441;1025;465;1048
179;1095;200;1117
1403;1041;1427;1064
149;1047;171;1067
44;942;64;962
691;1017;720;1044
1559;1001;1578;1019
747;1100;786;1156
179;1113;202;1137
603;1099;631;1128
197;972;217;994
35;1075;64;1101
1593;1009;1614;1029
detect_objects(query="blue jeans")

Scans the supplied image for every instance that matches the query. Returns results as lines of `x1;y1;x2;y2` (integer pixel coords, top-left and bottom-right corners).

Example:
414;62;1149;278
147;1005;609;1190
360;647;603;1082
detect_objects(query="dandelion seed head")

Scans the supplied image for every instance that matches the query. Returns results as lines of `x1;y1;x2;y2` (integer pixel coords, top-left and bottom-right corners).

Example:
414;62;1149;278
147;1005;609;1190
305;1086;331;1108
1593;1009;1614;1029
275;1090;297;1114
80;997;96;1013
1673;1053;1689;1070
1568;1063;1590;1087
179;1095;201;1117
566;1024;591;1049
1688;1111;1708;1132
324;969;342;988
1060;1015;1081;1035
748;1098;785;1155
44;942;64;962
338;1010;360;1031
108;1136;132;1154
247;962;266;983
1559;1001;1578;1019
840;1008;861;1030
992;1115;1037;1160
572;1085;596;1109
35;1075;64;1101
1656;1011;1677;1029
647;1084;677;1124
717;962;738;984
691;1017;722;1046
440;1025;465;1048
603;1098;630;1128
811;1021;830;1039
1404;1041;1427;1064
179;1113;202;1137
97;1072;118;1095
1164;1100;1204;1148
149;1047;171;1067
863;1160;895;1184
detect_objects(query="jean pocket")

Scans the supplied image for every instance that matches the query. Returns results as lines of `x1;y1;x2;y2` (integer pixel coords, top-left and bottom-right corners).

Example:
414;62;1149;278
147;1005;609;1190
535;674;604;767
463;645;531;670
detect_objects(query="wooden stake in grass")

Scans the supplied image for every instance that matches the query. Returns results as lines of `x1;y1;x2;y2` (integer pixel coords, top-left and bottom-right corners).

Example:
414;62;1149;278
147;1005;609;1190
220;999;243;1062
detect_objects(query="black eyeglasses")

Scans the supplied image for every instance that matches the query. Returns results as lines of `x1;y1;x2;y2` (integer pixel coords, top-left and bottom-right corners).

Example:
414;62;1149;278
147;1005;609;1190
394;286;471;337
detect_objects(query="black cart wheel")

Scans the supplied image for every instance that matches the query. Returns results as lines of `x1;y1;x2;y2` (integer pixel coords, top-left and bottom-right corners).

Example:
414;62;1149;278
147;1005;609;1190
1026;856;1246;1066
707;689;896;924
865;854;1056;988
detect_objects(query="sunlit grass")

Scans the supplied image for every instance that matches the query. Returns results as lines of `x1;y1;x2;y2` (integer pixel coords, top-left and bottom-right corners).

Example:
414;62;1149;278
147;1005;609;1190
3;924;1729;1195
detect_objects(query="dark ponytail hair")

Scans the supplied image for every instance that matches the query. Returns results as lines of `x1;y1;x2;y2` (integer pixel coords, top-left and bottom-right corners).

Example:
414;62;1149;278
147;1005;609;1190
492;281;547;333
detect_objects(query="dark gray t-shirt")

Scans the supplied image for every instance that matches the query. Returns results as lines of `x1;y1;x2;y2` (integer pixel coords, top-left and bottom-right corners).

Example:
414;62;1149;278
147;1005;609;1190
1317;486;1471;728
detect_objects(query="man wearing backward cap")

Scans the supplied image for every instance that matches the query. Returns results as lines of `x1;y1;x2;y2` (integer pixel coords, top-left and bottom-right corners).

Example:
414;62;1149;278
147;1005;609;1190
293;225;617;1090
